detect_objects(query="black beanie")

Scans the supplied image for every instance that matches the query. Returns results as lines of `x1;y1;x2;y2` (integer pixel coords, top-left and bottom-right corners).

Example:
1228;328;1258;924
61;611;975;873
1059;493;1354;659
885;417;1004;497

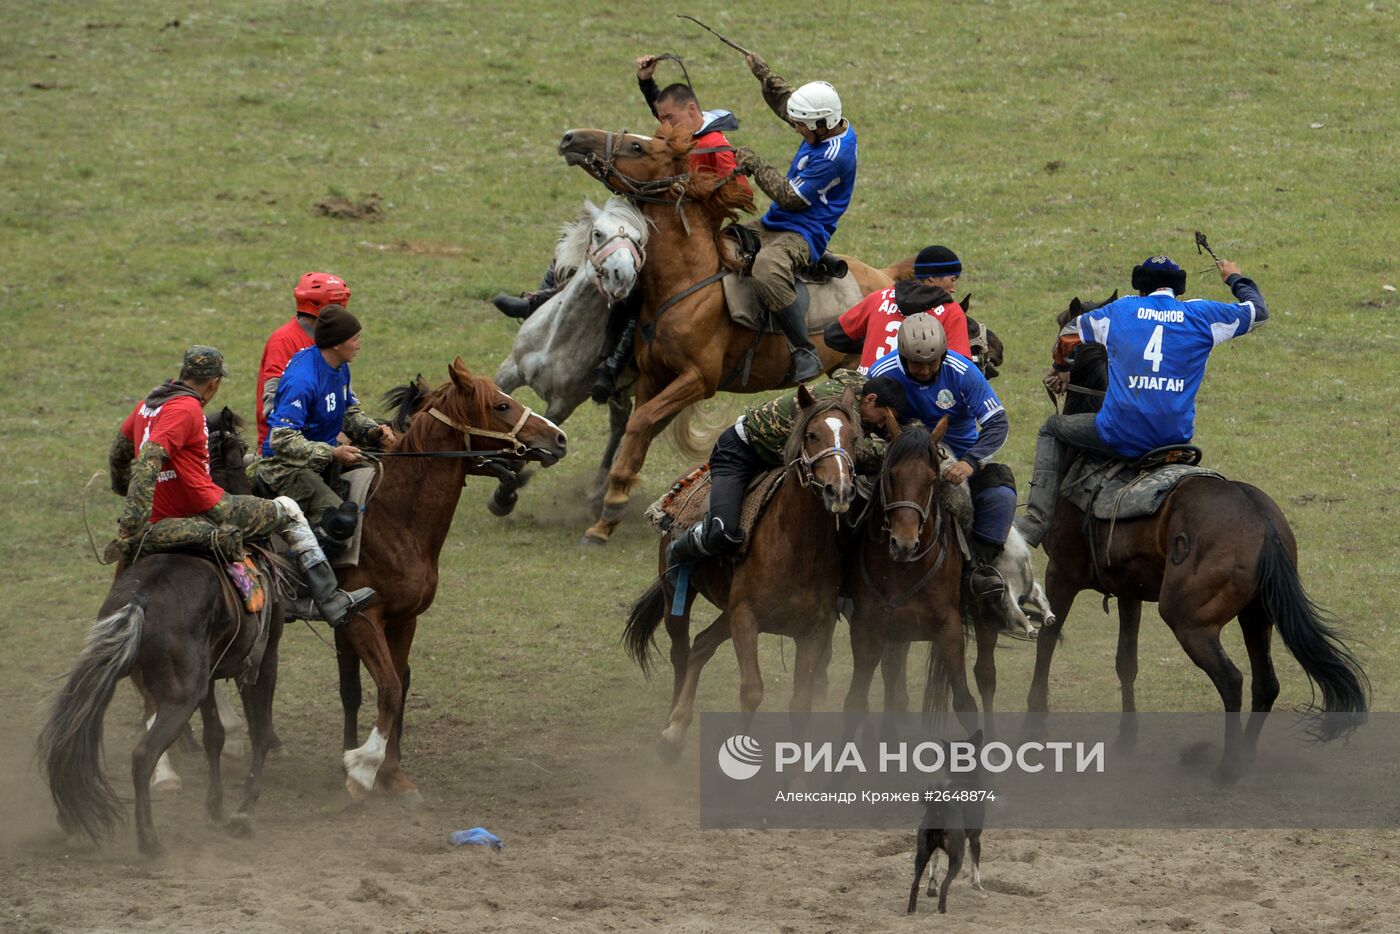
314;304;362;349
1130;256;1187;296
913;245;961;278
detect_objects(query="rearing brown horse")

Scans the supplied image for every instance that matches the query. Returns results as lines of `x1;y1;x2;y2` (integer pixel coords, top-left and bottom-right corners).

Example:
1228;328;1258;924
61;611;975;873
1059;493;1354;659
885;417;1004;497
558;124;909;545
334;358;567;801
1027;297;1368;779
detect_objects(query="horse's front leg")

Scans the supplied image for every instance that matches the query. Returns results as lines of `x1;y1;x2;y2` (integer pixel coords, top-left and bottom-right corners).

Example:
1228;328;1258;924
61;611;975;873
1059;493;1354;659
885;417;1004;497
334;626;361;751
339;607;400;800
583;368;709;545
374;616;422;803
591;393;635;511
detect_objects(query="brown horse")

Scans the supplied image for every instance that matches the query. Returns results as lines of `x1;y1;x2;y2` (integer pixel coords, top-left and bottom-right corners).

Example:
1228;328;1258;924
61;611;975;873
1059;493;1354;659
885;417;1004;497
623;385;862;755
844;418;992;722
333;358;567;801
1027;297;1368;777
558;125;909;545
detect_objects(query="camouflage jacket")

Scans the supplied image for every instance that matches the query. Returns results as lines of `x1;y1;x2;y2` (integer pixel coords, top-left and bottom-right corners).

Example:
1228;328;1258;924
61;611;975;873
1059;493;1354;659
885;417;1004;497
736;369;884;469
266;402;382;472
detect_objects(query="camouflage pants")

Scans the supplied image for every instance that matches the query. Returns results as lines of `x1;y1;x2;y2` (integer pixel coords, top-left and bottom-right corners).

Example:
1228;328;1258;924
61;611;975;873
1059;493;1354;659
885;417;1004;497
742;219;810;312
129;493;286;560
255;459;343;523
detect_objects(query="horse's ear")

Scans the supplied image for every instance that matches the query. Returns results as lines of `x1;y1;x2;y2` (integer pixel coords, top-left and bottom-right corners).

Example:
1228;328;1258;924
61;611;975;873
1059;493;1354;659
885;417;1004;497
1108;289;1120;302
838;382;857;414
414;373;429;393
584;198;602;220
961;292;972;314
795;383;817;411
883;409;903;441
1069;296;1084;314
449;357;475;394
929;416;949;450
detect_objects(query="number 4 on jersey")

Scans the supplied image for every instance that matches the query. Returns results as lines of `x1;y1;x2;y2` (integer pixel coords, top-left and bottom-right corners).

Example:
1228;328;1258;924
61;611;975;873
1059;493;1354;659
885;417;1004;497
1143;325;1164;373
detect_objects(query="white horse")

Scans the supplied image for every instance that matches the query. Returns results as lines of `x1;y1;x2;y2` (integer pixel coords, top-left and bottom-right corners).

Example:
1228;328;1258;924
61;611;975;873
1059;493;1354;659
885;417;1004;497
490;196;648;515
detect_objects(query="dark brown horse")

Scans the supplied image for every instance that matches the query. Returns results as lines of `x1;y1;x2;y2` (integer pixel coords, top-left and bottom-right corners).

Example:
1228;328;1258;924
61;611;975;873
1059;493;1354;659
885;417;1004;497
334;358;567;800
1027;296;1368;776
623;385;862;755
558;124;910;545
42;509;286;856
844;417;992;721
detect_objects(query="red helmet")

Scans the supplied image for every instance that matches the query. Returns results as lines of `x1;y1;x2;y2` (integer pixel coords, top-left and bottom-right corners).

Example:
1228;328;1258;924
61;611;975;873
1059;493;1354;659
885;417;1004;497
293;272;351;317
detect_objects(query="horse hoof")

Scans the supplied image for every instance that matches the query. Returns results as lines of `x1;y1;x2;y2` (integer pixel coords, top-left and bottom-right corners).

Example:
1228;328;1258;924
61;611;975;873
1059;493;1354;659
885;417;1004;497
224;813;254;838
578;533;607;548
393;789;425;808
267;743;290;759
488;493;518;517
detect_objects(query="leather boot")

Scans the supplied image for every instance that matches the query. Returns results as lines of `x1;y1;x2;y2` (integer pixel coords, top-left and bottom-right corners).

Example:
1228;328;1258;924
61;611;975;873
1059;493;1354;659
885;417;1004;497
1016;431;1064;548
491;285;560;320
771;300;824;383
664;517;744;589
967;538;1007;603
301;559;376;628
591;315;639;403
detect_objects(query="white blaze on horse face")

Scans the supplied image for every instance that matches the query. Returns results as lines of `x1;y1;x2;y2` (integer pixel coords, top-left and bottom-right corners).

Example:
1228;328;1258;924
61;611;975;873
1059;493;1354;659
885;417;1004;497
822;416;848;491
343;725;387;793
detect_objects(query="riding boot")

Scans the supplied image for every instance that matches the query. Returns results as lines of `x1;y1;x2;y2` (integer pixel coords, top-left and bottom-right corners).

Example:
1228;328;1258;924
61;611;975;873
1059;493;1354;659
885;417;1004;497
771;300;824;383
492;285;561;320
279;500;375;627
591;314;639;404
1015;430;1064;548
967;537;1007;604
664;516;744;589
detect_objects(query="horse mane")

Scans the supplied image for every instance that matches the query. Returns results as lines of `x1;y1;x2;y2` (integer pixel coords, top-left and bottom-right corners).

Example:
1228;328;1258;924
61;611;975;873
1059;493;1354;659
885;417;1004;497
884;421;934;473
782;394;860;466
206;406;245;433
552;197;650;279
653;124;756;269
383;373;498;453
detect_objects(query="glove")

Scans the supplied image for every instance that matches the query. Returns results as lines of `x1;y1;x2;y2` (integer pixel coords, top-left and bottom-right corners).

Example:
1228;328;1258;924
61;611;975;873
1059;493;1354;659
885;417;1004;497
733;146;763;176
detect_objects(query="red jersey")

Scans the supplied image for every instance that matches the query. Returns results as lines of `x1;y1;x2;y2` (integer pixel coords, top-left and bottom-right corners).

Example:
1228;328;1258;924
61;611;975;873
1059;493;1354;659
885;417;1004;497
836;287;972;373
256;317;315;447
121;394;223;522
690;129;752;198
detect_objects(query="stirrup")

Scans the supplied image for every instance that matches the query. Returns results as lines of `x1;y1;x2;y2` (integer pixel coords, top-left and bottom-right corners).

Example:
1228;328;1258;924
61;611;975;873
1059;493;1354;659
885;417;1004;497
319;586;376;628
969;564;1007;602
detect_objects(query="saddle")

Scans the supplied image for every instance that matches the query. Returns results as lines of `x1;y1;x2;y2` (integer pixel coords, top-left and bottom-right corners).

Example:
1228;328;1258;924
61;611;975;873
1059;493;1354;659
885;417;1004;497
719;226;865;336
1062;445;1221;522
643;464;787;558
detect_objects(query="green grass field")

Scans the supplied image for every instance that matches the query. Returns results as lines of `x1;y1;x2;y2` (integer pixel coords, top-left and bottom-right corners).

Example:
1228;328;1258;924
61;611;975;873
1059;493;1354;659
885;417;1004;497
3;0;1398;771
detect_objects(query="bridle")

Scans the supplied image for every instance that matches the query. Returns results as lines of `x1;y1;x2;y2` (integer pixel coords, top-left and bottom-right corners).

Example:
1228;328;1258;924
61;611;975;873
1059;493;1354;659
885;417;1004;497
789;410;857;491
426;405;533;457
585;224;646;298
581;130;695;205
875;451;943;563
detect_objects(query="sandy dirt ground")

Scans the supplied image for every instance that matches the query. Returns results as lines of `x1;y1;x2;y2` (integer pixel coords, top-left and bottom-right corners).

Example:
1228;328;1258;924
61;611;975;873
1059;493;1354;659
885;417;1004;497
3;708;1398;934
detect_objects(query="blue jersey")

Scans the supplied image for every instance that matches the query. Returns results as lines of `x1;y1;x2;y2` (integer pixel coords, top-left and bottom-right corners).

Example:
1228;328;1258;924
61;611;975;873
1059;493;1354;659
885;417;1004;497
261;347;358;456
1076;288;1262;457
762;124;857;260
868;350;1005;460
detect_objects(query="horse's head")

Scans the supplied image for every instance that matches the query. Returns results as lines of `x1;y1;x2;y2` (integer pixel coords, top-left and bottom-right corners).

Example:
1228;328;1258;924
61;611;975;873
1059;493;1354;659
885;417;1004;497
1055;289;1119;329
582;197;649;303
205;407;252;495
785;384;861;515
879;417;948;562
386;358;568;468
559;126;692;191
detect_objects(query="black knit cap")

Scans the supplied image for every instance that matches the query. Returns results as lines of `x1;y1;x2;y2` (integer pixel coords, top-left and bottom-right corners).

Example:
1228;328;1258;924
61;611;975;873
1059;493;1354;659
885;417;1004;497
1130;255;1187;296
913;245;961;278
314;304;362;349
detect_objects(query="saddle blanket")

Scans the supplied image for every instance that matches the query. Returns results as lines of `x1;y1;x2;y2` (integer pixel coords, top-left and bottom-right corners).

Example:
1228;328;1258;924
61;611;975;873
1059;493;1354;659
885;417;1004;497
331;465;377;569
643;464;787;558
1063;458;1225;522
722;264;866;336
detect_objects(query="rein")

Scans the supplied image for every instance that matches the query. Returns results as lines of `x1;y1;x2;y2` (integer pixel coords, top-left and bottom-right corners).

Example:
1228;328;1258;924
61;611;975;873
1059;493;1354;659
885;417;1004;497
860;458;951;615
369;406;537;462
585;225;647;298
876;464;941;562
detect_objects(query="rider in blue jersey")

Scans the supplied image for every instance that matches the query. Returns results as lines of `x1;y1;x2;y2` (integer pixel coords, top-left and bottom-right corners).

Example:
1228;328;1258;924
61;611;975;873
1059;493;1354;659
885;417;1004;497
1016;255;1269;548
732;53;856;384
868;313;1017;601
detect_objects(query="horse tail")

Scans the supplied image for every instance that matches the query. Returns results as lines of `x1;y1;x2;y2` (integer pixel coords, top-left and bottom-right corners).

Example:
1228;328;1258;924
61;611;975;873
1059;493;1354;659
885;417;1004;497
922;642;954;716
1257;528;1369;738
664;400;732;464
623;578;667;677
883;255;918;282
38;598;146;842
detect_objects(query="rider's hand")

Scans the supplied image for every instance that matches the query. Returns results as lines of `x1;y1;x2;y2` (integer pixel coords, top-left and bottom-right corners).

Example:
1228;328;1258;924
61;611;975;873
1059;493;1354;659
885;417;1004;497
1216;259;1242;282
332;444;363;466
635;55;658;79
733;146;762;176
375;425;401;449
1043;369;1070;394
941;460;974;485
745;53;769;78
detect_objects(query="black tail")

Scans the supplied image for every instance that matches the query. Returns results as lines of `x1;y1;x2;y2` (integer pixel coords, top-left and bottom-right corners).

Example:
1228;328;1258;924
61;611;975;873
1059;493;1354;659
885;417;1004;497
623;578;667;678
1258;531;1369;739
38;599;146;842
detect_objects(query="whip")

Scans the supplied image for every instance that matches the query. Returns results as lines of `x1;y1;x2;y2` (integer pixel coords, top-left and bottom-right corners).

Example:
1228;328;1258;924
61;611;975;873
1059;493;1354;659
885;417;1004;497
677;14;754;57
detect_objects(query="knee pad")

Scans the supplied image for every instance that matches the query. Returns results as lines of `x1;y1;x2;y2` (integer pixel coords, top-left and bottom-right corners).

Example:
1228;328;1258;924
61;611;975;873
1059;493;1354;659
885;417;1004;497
273;495;306;525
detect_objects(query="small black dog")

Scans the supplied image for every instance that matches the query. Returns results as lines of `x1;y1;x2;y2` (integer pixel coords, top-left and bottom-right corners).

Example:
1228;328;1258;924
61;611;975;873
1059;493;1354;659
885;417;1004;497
907;731;987;914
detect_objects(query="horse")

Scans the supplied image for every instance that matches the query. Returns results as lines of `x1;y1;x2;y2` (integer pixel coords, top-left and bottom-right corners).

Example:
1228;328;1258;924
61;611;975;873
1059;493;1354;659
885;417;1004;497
623;384;861;755
1026;294;1369;777
332;358;568;800
558;124;912;545
41;485;288;856
490;196;648;517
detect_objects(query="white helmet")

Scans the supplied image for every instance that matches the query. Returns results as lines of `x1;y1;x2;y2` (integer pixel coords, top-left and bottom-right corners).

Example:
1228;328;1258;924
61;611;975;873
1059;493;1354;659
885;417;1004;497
897;313;948;364
786;81;842;131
